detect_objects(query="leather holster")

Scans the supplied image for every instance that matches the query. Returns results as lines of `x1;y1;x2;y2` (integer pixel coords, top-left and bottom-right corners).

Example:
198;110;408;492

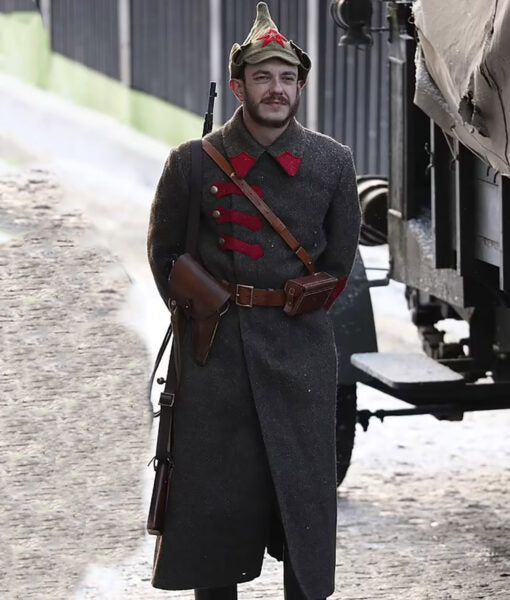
168;253;231;365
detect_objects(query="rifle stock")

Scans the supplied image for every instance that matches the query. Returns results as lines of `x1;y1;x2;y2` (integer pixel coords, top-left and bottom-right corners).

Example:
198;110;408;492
147;458;173;536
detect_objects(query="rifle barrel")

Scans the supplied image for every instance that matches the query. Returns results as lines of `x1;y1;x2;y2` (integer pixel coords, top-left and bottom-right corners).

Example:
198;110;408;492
203;82;217;137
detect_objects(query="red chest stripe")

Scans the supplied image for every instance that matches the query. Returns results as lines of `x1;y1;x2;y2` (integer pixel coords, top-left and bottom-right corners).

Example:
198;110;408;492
324;276;348;310
215;207;263;232
214;181;264;199
229;151;257;177
220;234;264;260
276;151;303;176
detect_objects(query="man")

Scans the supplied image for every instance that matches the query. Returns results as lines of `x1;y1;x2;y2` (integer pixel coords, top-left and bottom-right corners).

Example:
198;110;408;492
147;3;360;599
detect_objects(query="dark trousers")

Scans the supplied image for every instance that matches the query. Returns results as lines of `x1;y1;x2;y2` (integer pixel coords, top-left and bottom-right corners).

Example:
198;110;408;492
194;462;328;599
194;549;326;600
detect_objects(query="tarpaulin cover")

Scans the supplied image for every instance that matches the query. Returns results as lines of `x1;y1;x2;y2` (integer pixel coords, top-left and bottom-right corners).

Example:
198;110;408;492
413;0;510;177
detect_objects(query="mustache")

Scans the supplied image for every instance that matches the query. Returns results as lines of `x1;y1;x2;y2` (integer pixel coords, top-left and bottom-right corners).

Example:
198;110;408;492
261;94;289;105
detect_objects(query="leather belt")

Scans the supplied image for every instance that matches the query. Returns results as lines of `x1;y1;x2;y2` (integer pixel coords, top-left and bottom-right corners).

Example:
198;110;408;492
223;282;286;308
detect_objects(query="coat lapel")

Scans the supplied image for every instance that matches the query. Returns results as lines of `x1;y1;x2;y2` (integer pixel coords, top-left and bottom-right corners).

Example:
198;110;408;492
222;107;265;177
266;117;305;177
222;107;306;178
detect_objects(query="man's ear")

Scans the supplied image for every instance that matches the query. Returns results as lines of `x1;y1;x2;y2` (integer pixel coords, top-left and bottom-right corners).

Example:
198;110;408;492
297;80;305;95
230;79;245;103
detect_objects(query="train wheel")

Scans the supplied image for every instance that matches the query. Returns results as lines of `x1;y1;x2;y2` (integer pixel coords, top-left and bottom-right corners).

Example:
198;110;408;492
336;383;357;487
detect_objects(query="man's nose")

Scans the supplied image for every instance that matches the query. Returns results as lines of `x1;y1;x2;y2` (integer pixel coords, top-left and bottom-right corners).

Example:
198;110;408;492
269;77;284;94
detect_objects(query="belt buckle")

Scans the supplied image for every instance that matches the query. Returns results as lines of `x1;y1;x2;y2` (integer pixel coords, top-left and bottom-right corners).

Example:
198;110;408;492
236;284;254;308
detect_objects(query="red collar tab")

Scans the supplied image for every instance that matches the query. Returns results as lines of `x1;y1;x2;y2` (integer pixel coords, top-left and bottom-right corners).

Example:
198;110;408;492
276;151;303;176
256;29;288;48
229;151;257;178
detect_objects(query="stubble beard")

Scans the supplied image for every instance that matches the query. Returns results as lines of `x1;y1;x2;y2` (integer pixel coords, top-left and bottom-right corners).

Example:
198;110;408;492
244;89;301;129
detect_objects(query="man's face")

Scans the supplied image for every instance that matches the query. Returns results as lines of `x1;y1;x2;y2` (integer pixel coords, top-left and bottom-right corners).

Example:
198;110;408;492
232;59;304;129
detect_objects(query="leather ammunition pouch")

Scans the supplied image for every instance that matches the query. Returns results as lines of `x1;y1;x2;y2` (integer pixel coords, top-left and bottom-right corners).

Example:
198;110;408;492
283;271;338;316
168;253;231;365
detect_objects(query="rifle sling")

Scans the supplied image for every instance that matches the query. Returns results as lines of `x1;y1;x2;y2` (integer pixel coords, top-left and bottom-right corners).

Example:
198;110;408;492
159;140;202;424
155;389;174;462
186;139;203;259
154;297;186;465
150;139;202;461
202;138;315;275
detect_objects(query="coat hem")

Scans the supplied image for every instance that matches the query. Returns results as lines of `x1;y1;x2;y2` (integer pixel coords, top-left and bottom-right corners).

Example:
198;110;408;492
151;569;262;591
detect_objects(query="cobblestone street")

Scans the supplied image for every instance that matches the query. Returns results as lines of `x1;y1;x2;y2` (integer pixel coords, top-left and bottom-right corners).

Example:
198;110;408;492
0;171;151;599
0;74;508;600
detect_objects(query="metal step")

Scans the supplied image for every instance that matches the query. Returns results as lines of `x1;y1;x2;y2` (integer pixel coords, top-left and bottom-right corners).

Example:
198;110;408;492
351;352;465;390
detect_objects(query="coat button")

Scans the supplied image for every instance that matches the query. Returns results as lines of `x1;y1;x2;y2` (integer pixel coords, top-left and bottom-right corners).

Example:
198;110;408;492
210;185;219;194
212;209;221;219
218;237;225;246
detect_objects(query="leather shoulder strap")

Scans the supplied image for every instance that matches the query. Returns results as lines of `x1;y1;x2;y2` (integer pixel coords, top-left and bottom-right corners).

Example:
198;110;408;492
202;138;315;274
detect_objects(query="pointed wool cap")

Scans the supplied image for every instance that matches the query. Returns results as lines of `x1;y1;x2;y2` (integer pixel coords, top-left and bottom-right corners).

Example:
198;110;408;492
229;2;311;81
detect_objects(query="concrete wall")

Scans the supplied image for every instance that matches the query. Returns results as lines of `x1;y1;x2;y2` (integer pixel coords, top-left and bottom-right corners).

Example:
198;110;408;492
0;11;204;147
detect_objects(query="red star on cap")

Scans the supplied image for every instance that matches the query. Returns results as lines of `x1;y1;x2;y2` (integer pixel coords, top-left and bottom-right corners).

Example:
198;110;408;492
256;29;288;48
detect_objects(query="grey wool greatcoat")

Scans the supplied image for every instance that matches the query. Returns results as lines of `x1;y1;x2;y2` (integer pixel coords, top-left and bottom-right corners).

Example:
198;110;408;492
147;107;360;599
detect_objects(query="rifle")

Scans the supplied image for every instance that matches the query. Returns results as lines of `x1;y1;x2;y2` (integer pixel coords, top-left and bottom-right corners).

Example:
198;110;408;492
202;82;217;137
147;82;217;536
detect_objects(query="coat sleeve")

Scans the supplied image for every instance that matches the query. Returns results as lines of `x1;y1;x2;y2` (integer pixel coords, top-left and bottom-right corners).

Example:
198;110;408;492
147;143;191;306
317;145;361;309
